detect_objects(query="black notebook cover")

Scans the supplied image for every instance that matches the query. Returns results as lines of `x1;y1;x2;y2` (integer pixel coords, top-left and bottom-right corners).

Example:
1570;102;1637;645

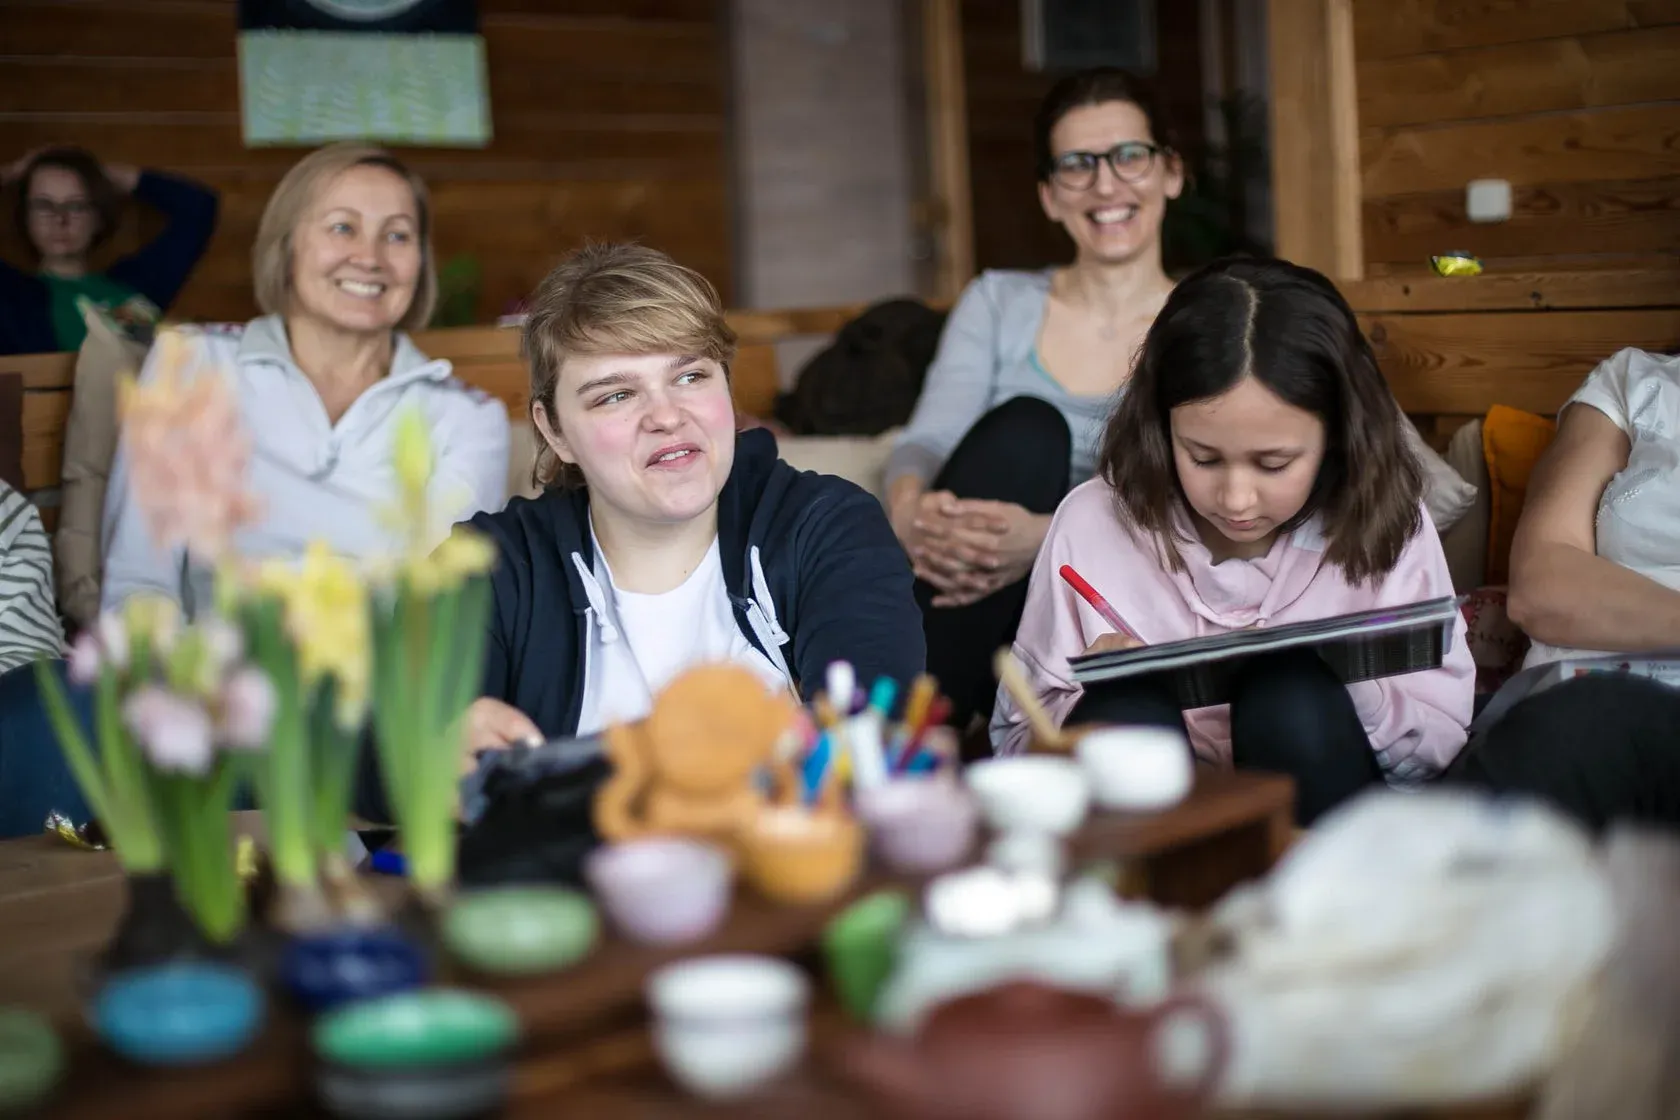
1067;595;1464;709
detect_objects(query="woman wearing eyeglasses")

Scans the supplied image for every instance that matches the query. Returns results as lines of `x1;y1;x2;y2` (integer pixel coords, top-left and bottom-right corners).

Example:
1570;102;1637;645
0;147;219;355
886;67;1183;732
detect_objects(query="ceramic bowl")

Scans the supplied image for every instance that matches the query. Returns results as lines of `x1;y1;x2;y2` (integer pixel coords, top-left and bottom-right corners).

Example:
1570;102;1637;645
963;756;1090;836
281;926;428;1013
0;1007;63;1112
584;838;733;946
741;808;864;905
442;887;598;975
1076;727;1195;812
646;955;810;1100
821;891;911;1024
856;779;978;874
312;989;519;1120
92;962;265;1066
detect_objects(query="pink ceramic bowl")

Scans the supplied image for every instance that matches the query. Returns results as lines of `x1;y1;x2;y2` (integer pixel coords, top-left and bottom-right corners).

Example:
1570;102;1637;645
856;778;979;874
585;838;734;947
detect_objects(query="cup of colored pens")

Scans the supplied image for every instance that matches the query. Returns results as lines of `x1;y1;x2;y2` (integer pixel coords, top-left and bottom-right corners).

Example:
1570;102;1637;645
796;663;954;806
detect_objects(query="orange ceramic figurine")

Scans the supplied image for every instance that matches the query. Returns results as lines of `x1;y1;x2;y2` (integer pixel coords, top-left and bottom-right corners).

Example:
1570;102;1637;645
593;663;797;848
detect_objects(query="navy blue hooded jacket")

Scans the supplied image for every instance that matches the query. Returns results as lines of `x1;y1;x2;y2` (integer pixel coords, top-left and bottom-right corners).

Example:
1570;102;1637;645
468;427;925;734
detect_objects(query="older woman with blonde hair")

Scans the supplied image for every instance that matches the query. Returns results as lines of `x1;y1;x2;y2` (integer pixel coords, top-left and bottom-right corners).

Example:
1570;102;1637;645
0;144;509;838
100;142;510;611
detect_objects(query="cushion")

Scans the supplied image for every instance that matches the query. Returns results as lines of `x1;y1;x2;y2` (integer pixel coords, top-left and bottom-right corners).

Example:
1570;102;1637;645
1459;585;1529;695
55;306;149;630
1481;405;1558;585
774;428;901;504
1402;415;1478;535
1438;418;1491;593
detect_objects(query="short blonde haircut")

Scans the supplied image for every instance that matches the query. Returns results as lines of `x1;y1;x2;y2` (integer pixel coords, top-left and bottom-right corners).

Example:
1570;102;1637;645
523;243;737;490
251;143;437;333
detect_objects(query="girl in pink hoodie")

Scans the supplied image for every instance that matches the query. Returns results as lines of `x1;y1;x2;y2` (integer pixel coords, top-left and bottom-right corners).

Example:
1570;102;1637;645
992;258;1473;824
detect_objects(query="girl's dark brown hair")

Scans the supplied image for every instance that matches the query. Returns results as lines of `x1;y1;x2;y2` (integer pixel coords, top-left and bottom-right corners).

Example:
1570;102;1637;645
1098;256;1423;585
13;147;122;256
1032;67;1179;181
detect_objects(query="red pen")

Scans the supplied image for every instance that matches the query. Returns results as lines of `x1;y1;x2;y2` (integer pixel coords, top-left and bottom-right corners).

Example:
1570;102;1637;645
1058;564;1142;642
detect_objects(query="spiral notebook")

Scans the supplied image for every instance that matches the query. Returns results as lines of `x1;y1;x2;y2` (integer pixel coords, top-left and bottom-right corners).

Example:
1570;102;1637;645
1068;595;1464;710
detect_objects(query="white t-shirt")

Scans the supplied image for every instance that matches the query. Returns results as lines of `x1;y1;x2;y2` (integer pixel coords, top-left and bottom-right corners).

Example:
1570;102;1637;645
574;532;789;734
1525;347;1680;668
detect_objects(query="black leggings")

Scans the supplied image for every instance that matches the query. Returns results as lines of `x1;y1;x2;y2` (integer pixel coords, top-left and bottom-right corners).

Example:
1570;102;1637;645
1067;647;1384;826
1446;673;1680;833
917;397;1073;729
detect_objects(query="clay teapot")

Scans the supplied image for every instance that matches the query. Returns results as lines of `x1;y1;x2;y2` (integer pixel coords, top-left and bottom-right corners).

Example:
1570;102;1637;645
840;981;1228;1120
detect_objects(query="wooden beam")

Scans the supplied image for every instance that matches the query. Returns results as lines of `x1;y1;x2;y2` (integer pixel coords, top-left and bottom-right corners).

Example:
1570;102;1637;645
1341;265;1680;313
1268;0;1364;279
1363;307;1680;415
921;0;975;302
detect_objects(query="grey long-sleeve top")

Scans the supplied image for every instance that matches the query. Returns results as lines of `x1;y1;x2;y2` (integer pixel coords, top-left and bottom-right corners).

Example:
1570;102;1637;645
884;269;1122;491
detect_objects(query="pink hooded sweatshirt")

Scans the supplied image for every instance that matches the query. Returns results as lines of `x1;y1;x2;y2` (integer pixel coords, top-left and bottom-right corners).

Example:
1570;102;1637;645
991;480;1474;785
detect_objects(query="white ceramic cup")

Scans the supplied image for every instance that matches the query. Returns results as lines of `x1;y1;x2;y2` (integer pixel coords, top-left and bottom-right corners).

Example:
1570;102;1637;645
646;955;810;1100
1075;726;1194;812
963;756;1090;836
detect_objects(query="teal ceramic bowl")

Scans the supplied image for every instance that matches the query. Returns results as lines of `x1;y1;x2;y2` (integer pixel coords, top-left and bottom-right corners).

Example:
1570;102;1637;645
441;886;598;976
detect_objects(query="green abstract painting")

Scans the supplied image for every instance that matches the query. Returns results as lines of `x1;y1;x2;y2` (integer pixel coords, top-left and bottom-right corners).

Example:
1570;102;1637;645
239;31;491;147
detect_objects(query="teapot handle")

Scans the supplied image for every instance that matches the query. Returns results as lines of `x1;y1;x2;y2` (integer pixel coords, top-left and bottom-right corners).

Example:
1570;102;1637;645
1148;991;1230;1105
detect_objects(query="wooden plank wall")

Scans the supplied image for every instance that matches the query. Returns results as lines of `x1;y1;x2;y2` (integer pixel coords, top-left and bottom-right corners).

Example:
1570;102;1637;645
0;0;733;324
1355;0;1680;276
958;0;1206;273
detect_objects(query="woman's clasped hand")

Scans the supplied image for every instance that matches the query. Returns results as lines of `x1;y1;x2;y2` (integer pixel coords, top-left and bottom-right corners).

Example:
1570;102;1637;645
894;490;1048;608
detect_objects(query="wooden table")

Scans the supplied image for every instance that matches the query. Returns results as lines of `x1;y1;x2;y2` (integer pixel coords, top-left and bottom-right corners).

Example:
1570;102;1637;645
1;772;1295;1119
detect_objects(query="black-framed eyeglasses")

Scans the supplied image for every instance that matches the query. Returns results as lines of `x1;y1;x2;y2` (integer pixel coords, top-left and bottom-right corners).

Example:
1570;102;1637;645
1047;141;1163;190
27;198;94;223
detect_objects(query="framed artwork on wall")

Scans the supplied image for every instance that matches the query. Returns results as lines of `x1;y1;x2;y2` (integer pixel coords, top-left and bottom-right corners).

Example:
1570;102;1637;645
237;0;491;147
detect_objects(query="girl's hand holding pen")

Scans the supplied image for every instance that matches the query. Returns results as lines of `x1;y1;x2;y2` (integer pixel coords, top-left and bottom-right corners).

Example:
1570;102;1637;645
1081;631;1143;657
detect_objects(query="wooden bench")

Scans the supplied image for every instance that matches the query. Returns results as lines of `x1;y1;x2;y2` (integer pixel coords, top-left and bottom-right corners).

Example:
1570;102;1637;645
0;304;876;532
5;264;1679;528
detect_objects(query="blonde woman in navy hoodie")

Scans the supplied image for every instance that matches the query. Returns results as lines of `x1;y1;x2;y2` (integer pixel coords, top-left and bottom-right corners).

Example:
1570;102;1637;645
461;244;923;751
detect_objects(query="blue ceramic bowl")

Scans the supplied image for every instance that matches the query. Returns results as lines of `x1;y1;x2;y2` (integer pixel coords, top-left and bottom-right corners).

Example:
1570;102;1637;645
92;962;265;1066
280;927;428;1014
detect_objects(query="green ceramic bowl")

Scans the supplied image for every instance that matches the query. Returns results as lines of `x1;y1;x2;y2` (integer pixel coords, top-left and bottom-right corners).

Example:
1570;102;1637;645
313;989;519;1071
441;886;599;976
821;890;911;1024
0;1007;62;1111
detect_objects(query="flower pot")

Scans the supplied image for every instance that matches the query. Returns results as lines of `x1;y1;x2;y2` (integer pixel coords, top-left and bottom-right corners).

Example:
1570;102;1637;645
99;872;210;973
281;926;429;1014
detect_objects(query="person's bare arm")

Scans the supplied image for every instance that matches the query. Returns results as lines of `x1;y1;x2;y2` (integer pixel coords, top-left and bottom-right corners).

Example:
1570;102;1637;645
1507;404;1680;651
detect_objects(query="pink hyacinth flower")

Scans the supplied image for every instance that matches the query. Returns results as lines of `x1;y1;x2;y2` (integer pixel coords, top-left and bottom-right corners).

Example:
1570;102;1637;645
95;612;130;673
66;631;102;687
217;667;277;752
120;332;263;564
122;687;214;776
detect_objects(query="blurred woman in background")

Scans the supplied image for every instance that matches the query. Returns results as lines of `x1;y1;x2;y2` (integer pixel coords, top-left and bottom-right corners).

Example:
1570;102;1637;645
0;146;219;354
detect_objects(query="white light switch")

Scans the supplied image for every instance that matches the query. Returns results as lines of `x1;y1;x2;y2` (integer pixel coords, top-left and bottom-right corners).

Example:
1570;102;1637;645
1466;179;1512;223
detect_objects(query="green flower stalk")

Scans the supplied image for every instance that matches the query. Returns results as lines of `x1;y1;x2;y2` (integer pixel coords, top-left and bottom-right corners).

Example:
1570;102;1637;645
368;406;496;905
44;597;274;945
244;541;375;929
240;594;325;930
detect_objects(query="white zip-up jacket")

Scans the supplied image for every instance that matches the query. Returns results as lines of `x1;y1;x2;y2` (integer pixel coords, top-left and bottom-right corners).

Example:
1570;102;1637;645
100;315;510;612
